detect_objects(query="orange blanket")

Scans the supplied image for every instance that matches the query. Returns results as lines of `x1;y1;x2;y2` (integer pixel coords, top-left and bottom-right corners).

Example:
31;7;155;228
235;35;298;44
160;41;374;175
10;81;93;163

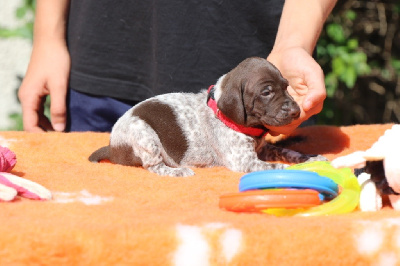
1;124;400;265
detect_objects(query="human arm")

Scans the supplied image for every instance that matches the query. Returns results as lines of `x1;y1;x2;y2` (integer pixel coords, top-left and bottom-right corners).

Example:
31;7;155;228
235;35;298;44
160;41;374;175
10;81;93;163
267;0;337;135
18;0;71;132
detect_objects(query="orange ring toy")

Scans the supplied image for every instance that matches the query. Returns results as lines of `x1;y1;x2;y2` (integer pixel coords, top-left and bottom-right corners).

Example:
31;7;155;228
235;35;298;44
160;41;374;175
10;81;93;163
219;189;321;212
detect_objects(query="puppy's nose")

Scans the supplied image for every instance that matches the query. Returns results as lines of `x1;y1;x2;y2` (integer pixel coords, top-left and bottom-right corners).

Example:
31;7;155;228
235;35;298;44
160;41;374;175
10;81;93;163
282;101;301;119
286;102;300;119
289;107;300;119
289;108;300;119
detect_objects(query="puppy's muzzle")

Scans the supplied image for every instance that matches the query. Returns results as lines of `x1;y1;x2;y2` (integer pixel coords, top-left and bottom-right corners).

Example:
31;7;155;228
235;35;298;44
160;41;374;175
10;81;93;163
283;101;301;119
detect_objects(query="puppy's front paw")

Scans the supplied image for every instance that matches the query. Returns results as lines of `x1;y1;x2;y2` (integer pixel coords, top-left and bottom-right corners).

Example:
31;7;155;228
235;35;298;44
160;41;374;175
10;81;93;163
305;155;328;162
277;163;290;169
147;163;195;177
169;167;195;177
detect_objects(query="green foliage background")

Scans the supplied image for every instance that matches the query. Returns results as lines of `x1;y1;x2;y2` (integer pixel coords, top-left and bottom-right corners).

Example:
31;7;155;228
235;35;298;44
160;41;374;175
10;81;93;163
0;0;34;39
317;1;400;125
1;0;400;130
0;0;35;130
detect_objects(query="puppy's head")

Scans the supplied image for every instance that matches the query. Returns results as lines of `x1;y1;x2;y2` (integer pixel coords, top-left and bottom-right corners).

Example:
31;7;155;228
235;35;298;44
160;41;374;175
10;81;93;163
215;57;300;129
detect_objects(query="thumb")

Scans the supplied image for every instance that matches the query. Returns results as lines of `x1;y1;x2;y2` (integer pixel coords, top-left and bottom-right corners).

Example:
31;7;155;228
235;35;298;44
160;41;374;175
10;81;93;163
49;83;68;132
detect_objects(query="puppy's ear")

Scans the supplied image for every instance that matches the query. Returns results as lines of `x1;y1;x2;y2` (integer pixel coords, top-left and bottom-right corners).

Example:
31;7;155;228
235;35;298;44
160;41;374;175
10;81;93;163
217;73;247;125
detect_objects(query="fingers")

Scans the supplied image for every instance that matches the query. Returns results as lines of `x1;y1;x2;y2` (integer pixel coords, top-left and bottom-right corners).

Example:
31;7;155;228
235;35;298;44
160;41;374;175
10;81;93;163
267;119;303;136
37;100;54;131
266;48;326;136
302;64;326;112
18;80;47;132
19;76;68;132
268;47;326;115
48;79;68;132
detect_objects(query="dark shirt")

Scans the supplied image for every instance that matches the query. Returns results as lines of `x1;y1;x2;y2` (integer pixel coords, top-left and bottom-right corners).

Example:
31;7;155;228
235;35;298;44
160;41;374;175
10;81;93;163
67;0;284;102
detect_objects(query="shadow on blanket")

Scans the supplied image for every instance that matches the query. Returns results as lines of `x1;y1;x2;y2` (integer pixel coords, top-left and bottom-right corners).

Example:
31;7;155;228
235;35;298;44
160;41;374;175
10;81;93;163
273;125;350;155
1;124;399;265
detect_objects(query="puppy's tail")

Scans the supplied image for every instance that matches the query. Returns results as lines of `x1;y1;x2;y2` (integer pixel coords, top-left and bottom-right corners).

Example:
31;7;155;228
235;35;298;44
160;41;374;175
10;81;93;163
89;146;110;162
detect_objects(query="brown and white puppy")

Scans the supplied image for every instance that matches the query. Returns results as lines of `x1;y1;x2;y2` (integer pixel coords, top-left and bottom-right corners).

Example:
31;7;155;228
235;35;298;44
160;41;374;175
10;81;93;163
89;57;325;176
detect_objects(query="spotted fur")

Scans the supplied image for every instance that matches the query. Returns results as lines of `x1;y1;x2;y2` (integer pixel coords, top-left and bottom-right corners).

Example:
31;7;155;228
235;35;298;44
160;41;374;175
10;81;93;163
89;57;326;177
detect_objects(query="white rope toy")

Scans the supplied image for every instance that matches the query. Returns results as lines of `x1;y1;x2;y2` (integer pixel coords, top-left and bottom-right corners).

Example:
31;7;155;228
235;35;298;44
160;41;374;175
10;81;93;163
0;146;51;201
331;125;400;211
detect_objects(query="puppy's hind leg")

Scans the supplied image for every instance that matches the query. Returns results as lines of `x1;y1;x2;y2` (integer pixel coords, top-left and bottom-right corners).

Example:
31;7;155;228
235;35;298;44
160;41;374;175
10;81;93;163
133;134;195;177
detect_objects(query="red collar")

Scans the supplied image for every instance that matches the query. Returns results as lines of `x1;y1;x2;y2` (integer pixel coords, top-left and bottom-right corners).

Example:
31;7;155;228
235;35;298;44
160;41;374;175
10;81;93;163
207;85;268;137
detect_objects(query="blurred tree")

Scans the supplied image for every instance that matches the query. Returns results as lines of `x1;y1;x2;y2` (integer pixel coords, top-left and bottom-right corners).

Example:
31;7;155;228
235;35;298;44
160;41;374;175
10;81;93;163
0;0;35;130
0;0;35;39
317;0;400;125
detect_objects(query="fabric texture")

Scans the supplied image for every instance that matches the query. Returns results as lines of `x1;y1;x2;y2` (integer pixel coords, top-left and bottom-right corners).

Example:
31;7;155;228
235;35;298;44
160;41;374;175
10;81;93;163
1;124;400;265
67;0;284;102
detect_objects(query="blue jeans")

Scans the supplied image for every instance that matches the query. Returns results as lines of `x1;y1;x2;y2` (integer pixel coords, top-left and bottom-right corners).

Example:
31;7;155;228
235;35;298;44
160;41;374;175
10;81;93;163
66;89;138;132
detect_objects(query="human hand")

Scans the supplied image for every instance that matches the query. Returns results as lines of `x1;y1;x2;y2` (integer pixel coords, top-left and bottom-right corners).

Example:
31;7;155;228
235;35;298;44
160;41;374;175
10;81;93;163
267;47;326;136
18;40;70;132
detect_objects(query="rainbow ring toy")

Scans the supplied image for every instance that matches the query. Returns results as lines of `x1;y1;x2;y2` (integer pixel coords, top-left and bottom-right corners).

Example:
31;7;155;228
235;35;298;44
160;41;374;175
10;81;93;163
219;161;360;216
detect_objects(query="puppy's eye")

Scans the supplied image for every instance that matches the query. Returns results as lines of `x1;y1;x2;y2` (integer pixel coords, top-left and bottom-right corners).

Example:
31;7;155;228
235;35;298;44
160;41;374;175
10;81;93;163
261;86;272;97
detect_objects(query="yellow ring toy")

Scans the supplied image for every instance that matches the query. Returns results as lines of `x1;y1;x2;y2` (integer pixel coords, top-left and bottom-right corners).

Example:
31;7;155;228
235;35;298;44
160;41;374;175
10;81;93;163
263;161;360;216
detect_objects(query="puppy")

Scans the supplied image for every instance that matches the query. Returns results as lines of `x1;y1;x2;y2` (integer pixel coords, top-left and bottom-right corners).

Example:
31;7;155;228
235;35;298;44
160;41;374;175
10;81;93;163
89;57;324;176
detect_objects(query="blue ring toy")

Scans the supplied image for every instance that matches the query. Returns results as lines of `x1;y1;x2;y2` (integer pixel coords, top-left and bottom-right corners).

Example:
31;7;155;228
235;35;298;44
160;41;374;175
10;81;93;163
239;170;339;200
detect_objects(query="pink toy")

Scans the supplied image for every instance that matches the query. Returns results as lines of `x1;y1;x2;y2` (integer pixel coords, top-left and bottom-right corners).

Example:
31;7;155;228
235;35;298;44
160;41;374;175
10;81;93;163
0;146;17;172
0;146;51;201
